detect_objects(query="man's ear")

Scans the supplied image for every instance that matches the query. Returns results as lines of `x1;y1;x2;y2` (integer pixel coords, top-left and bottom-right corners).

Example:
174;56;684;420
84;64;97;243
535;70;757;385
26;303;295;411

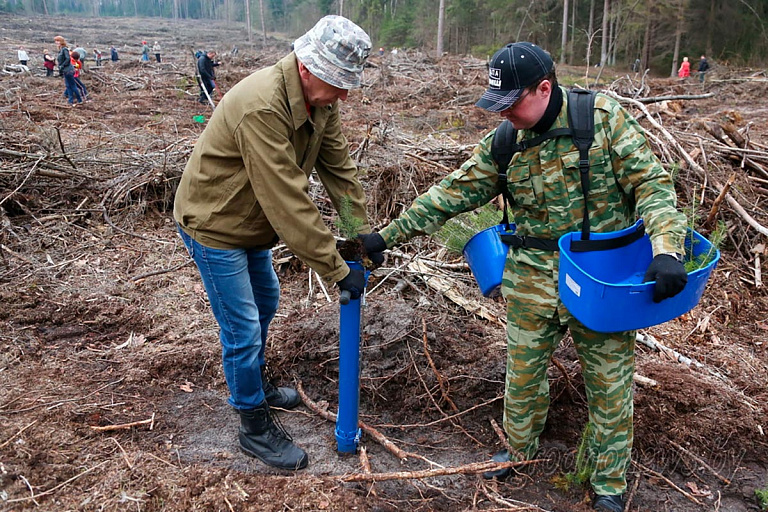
297;61;312;80
538;79;553;99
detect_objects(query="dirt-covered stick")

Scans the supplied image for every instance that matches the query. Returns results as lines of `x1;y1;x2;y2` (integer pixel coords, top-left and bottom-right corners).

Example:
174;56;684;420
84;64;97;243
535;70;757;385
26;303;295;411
340;458;544;482
668;440;731;485
632;461;703;506
421;318;458;412
296;380;429;464
90;413;155;431
358;446;378;496
704;172;736;227
489;418;526;463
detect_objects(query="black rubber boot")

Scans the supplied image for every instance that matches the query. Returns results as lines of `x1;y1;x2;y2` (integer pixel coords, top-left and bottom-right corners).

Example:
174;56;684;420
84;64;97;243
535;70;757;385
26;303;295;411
238;402;308;470
261;365;301;409
482;449;514;480
593;494;624;512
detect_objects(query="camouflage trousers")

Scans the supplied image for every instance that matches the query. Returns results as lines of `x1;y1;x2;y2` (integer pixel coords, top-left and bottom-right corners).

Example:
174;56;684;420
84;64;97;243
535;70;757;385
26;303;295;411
503;298;635;496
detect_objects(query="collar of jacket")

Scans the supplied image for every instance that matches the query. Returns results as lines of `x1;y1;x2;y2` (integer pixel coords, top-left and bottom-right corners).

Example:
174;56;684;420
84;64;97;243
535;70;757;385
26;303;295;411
283;52;311;132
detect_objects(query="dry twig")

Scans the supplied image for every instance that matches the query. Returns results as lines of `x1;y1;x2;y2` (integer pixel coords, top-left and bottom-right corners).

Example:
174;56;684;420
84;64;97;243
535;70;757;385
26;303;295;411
340;458;542;482
632;460;703;506
422;317;458;412
296;380;437;465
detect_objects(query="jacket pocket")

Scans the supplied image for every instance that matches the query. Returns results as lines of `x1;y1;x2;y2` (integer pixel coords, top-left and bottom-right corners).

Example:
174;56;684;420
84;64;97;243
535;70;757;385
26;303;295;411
561;147;611;202
505;163;540;208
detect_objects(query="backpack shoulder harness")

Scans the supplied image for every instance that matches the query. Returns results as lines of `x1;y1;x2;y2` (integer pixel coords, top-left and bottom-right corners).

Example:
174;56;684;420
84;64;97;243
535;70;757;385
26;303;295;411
492;88;643;252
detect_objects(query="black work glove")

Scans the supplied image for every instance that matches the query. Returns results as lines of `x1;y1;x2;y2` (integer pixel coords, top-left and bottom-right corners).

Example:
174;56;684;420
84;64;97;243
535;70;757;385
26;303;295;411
337;268;365;301
358;233;387;266
643;254;688;303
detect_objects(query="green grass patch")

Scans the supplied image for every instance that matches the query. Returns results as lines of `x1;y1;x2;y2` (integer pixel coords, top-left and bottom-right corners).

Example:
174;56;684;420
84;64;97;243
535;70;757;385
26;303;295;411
434;203;504;255
756;486;768;511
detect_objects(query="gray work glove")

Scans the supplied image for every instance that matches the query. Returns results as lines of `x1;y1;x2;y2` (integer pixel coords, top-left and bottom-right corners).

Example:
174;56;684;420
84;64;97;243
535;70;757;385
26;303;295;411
358;233;386;266
642;254;688;303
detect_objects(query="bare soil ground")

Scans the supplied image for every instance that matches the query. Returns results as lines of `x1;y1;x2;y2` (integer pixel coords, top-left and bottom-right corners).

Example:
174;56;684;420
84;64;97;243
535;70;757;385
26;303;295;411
1;13;767;512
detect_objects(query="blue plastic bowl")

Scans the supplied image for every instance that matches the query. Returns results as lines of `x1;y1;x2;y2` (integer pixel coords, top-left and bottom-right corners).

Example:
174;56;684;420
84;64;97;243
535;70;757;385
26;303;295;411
463;224;515;298
558;219;720;332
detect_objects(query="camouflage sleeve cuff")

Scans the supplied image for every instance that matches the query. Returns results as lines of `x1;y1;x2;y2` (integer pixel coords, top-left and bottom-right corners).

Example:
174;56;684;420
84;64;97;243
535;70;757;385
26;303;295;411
378;223;405;248
649;233;685;257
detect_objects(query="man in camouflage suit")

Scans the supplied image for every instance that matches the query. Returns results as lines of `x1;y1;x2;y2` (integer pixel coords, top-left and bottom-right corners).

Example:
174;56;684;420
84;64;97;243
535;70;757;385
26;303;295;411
175;16;379;470
361;42;688;511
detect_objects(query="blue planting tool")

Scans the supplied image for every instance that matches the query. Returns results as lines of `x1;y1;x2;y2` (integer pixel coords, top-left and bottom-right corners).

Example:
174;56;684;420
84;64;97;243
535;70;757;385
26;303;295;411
336;260;369;453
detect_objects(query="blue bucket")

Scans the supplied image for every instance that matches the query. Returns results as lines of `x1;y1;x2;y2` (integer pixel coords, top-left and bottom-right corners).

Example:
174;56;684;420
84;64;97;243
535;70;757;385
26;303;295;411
463;224;515;298
558;219;720;332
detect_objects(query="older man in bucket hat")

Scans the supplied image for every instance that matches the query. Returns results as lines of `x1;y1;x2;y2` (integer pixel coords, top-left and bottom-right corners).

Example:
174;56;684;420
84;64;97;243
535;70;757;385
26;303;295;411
359;42;687;511
174;15;380;470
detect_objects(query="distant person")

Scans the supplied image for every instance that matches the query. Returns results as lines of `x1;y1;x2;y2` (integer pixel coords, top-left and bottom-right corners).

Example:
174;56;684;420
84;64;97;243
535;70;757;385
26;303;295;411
73;46;87;67
379;47;384;56
631;58;641;73
197;50;220;104
141;41;150;62
54;35;81;106
678;56;690;79
94;49;102;67
70;51;88;100
43;49;56;77
17;46;29;66
110;46;119;62
698;55;710;83
174;14;375;472
152;41;162;63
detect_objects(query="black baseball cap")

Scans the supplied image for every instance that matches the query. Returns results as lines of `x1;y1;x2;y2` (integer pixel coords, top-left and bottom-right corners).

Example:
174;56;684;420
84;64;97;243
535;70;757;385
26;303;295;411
476;42;554;112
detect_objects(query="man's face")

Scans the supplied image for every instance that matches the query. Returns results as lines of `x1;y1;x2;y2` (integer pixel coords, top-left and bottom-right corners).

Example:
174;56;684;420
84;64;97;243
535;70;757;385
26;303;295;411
298;62;349;108
497;80;552;130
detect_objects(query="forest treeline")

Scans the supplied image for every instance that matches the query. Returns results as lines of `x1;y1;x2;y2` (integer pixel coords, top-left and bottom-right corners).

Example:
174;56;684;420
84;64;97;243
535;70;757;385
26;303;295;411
4;0;767;73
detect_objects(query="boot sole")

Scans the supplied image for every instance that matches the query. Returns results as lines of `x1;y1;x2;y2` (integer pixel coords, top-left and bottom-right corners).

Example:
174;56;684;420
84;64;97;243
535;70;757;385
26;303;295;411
239;444;309;470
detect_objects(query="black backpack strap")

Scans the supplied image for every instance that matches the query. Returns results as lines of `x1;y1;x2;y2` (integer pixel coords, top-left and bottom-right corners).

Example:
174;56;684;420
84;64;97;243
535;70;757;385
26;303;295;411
491;120;517;173
491;120;517;229
568;222;645;252
567;88;597;241
491;122;571;228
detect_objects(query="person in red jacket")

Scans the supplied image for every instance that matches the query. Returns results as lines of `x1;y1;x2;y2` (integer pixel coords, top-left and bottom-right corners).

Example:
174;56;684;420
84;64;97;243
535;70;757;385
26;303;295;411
678;56;691;79
43;49;56;77
71;51;88;100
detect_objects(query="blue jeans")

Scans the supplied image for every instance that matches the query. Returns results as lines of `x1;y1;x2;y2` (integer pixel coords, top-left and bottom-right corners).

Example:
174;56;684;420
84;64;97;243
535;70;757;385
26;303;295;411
178;227;280;410
63;72;81;104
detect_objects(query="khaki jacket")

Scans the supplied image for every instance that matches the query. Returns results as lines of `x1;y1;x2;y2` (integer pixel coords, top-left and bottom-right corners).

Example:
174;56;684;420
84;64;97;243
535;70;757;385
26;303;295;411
174;52;370;284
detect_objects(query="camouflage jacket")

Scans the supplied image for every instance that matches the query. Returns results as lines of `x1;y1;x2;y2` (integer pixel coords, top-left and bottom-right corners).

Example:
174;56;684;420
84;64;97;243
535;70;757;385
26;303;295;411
379;87;686;310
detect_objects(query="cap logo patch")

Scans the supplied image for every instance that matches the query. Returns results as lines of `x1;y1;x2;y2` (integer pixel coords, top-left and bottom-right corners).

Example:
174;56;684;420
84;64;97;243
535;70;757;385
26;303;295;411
489;67;502;89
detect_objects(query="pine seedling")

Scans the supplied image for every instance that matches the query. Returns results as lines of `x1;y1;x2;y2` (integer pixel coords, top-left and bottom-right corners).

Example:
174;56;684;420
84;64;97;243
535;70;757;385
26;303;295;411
554;422;595;491
684;220;725;273
334;195;363;240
